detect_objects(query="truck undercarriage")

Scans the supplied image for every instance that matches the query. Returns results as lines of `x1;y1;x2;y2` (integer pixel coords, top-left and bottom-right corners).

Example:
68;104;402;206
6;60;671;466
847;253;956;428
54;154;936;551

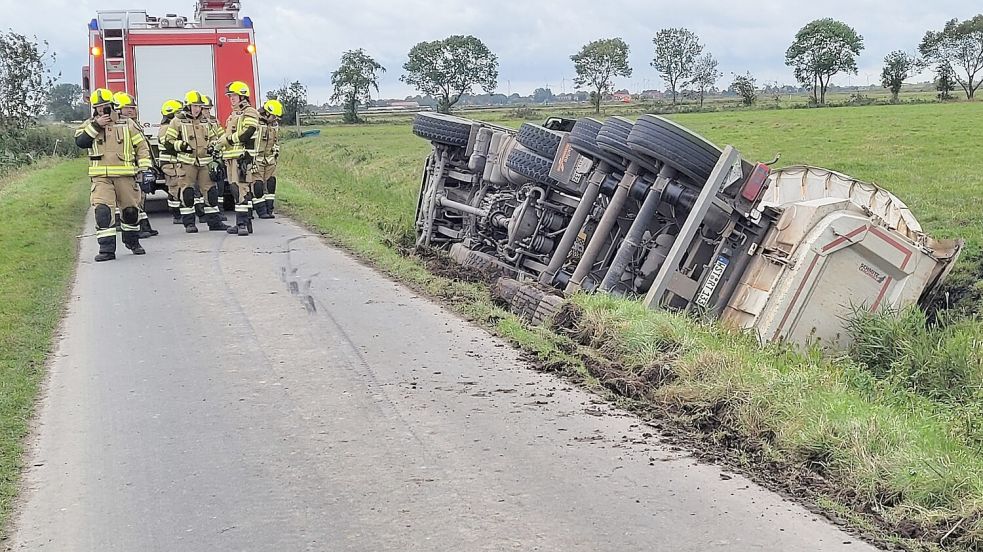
412;113;962;349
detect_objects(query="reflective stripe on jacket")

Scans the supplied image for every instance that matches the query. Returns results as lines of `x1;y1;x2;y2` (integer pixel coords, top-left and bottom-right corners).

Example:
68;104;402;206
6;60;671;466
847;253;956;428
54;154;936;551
222;102;260;159
75;115;152;177
170;114;214;166
250;119;280;164
157;118;178;163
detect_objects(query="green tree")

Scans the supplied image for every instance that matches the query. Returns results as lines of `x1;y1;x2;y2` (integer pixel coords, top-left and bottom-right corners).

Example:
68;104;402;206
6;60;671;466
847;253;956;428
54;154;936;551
880;51;923;102
729;72;757;106
401;35;498;113
919;16;983;99
330;49;385;124
570;38;632;114
47;83;88;122
687;52;721;109
0;31;57;129
532;87;555;104
266;81;308;126
936;62;957;100
651;28;703;105
785;18;864;105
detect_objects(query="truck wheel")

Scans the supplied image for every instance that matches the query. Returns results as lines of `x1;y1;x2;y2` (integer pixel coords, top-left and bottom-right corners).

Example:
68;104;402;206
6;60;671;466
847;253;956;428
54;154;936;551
570;117;623;168
568;118;602;157
596;117;634;166
412;113;473;147
506;147;559;187
628;115;722;184
516;123;564;159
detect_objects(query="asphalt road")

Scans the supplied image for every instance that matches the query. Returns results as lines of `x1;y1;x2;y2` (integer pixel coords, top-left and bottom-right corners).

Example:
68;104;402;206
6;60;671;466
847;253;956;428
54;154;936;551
8;212;878;551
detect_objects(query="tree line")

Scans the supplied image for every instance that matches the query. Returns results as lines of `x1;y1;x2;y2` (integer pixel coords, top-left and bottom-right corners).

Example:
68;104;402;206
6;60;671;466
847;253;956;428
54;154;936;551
26;13;983;126
324;13;983;120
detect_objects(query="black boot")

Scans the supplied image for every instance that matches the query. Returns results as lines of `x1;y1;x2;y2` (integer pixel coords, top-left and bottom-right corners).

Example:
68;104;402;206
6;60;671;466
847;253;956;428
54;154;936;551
172;207;183;224
139;217;159;238
183;211;198;233
265;198;275;219
206;212;230;231
94;236;116;262
228;211;250;236
255;199;273;219
122;231;146;255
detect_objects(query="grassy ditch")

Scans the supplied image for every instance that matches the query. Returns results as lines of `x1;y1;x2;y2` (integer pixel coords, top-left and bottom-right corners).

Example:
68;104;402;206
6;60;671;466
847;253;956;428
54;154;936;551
277;103;983;550
0;159;89;530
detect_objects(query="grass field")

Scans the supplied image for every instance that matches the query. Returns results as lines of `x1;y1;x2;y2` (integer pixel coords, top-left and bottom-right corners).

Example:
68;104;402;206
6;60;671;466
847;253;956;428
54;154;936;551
278;101;983;550
0;160;89;532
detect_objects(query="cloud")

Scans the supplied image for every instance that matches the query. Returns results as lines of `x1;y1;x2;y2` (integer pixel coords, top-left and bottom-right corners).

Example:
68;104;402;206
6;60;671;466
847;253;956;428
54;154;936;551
3;0;978;102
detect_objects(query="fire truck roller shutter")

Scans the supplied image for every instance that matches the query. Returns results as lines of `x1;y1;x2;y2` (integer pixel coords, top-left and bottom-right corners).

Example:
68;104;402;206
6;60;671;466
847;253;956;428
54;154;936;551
133;45;216;135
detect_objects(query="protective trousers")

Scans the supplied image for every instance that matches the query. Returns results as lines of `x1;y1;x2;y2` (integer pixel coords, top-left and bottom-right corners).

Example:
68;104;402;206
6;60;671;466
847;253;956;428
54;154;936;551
226;159;255;236
91;176;144;259
254;162;277;219
178;164;227;231
163;163;182;224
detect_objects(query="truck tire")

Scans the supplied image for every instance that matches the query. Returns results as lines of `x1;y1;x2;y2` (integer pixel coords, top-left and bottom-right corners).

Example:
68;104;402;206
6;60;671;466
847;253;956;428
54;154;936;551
628;115;722;184
412;113;473;147
506;147;559;187
568;118;602;156
516;123;564;159
570;117;625;168
596;117;634;166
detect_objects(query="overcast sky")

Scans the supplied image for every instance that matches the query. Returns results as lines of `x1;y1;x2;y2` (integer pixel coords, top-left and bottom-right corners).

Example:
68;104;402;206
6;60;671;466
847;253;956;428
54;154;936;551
2;0;977;103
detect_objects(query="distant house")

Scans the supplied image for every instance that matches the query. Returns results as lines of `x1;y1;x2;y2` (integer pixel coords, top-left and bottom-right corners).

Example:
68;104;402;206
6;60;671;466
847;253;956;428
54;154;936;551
612;92;631;103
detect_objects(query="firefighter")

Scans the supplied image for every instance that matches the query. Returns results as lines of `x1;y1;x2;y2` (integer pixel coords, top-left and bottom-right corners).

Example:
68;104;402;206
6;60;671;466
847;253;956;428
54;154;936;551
74;88;155;262
252;99;282;219
163;90;229;233
201;94;229;220
112;92;158;239
221;81;261;236
158;99;184;224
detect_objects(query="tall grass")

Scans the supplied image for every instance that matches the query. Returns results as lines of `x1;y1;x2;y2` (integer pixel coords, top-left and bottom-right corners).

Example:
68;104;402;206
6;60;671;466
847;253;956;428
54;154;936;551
0;160;89;533
847;308;983;404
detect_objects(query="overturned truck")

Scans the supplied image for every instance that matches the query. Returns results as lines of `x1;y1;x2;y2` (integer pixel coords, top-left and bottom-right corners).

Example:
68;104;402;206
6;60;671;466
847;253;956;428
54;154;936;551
412;113;962;349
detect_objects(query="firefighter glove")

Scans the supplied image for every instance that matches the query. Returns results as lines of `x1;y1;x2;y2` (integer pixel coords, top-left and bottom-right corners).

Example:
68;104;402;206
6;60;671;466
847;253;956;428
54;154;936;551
137;171;157;194
208;160;222;182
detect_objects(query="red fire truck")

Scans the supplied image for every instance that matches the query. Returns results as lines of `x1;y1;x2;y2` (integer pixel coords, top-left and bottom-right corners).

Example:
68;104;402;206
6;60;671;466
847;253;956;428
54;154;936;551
83;0;260;137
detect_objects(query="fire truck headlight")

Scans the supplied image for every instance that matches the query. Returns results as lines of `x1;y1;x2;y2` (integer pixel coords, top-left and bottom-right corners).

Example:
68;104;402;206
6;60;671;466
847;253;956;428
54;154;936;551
246;44;256;55
91;46;102;57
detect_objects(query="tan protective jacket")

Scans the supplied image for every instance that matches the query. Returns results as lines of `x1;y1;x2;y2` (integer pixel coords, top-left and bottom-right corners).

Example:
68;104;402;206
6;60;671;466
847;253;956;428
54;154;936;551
75;112;152;177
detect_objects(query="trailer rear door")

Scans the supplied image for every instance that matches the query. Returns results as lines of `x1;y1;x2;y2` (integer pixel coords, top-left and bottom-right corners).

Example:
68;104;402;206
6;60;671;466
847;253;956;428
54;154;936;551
133;44;216;136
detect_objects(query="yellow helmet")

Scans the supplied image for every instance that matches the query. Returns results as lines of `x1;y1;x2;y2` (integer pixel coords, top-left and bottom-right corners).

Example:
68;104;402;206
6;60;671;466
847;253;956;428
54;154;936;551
201;94;214;108
90;88;114;106
225;80;251;97
184;90;206;106
262;99;284;117
161;99;183;117
112;92;136;109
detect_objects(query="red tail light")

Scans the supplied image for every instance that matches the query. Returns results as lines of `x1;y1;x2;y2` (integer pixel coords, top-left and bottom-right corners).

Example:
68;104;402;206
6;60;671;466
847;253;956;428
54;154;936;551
741;163;771;202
